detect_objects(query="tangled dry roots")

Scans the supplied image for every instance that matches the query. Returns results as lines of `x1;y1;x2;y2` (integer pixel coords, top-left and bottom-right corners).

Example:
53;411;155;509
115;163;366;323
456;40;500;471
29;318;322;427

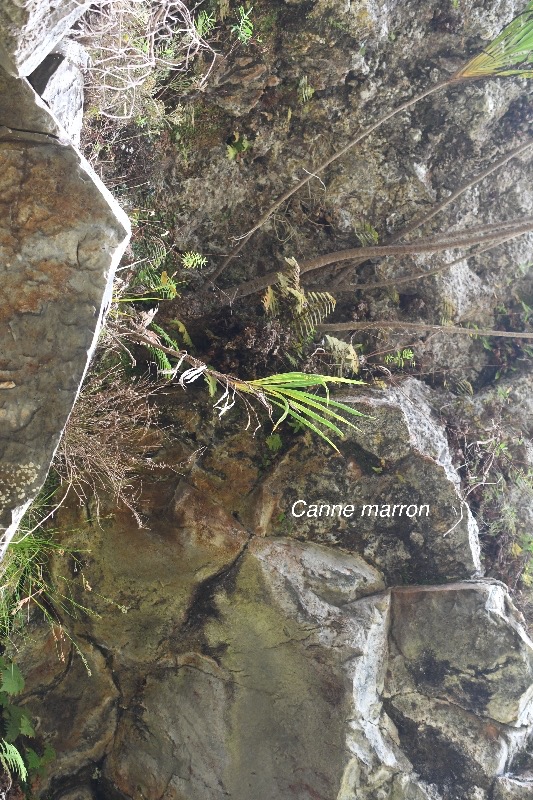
54;367;162;524
74;0;210;119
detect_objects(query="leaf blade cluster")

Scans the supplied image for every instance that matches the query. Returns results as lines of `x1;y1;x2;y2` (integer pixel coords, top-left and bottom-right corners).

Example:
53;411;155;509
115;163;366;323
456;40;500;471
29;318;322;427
457;1;533;79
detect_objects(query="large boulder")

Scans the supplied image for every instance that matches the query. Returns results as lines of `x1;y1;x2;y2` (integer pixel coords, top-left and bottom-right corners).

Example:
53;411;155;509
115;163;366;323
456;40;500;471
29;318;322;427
0;68;130;550
0;0;90;77
246;378;481;585
384;582;533;799
102;536;394;800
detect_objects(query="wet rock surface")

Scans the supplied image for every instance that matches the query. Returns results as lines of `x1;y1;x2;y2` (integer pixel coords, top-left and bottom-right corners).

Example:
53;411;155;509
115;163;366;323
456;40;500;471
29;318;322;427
8;377;533;800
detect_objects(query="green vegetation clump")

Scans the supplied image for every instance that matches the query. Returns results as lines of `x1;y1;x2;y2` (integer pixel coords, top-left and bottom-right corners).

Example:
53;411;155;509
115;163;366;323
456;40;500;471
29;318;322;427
0;654;55;788
230;5;255;44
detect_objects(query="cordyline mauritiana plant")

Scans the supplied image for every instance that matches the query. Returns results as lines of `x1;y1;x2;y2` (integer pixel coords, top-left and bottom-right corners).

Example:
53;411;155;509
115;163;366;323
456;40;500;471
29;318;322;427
123;323;367;450
140;3;533;449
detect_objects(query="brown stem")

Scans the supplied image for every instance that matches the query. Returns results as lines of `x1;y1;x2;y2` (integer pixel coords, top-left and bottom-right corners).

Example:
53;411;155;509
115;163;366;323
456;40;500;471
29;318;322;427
315;320;533;339
298;217;533;274
219;216;533;303
330;137;533;286
309;234;519;294
210;76;454;282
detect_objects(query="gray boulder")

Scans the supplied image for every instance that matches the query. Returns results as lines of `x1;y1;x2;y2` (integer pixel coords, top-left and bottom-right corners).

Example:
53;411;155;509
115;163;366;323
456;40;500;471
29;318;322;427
0;67;130;550
0;0;91;77
29;41;88;145
493;776;533;799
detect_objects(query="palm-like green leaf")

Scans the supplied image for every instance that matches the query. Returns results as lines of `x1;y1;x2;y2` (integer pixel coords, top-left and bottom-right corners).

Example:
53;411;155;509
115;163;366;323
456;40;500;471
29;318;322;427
457;1;533;79
127;324;370;451
241;372;367;450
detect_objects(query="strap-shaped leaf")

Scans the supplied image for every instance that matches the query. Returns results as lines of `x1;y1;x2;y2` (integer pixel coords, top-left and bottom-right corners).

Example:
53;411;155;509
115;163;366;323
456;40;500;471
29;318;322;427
457;2;533;79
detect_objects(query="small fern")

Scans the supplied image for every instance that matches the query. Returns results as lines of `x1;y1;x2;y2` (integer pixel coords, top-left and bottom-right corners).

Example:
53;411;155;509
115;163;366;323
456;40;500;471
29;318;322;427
384;349;416;369
298;76;315;104
323;335;360;375
0;739;27;783
454;378;474;396
231;5;254;44
169;319;194;348
142;237;167;271
294;292;336;336
151;323;180;351
263;257;336;338
440;298;456;326
262;285;279;316
146;346;172;374
128;257;181;302
355;220;379;247
147;323;182;376
195;9;216;37
180;251;208;269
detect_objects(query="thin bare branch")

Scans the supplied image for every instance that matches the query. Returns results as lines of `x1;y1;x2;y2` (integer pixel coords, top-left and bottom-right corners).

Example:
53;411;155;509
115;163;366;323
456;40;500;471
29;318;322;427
315;320;533;339
218;216;533;303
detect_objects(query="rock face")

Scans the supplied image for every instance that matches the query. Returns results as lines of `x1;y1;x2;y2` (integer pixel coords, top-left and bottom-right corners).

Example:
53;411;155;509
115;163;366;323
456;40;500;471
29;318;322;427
248;379;481;585
28;43;87;145
2;0;533;797
0;67;130;550
0;0;90;77
9;378;533;800
386;583;533;799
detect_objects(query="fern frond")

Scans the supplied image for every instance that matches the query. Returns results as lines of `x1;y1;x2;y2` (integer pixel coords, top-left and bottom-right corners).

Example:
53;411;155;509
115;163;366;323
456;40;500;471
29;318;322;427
262;285;279;316
277;262;307;314
147;346;172;374
456;2;533;79
151;323;180;351
171;319;194;348
440;298;455;326
283;256;301;290
181;251;208;269
455;378;474;396
324;335;360;375
0;739;27;783
298;76;315;104
355;221;379;247
138;237;167;272
293;292;336;336
285;286;308;315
